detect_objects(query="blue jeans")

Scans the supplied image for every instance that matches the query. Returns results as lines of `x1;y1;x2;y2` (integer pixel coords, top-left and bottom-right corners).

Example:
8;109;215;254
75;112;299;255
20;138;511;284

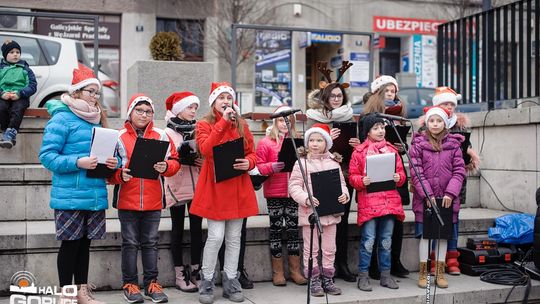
118;210;161;287
358;215;395;272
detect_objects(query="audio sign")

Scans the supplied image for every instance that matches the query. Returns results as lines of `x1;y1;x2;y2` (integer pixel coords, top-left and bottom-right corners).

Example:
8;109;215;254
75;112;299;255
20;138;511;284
373;16;445;35
310;32;342;44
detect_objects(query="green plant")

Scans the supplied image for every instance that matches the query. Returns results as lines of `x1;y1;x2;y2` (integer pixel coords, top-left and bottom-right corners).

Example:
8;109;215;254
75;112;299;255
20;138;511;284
149;32;184;61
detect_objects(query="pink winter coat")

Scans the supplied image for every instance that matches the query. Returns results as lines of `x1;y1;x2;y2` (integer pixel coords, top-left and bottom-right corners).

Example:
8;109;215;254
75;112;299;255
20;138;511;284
289;152;349;227
409;132;466;223
256;136;290;198
164;125;200;208
349;139;406;226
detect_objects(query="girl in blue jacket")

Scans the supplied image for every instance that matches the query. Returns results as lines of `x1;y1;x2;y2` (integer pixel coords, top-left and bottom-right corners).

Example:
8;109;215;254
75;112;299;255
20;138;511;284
39;66;117;304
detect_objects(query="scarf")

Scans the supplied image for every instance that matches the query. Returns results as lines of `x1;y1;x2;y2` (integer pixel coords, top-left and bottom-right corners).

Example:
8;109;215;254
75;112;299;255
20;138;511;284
167;117;196;141
306;103;353;123
61;93;101;124
385;100;403;116
366;138;392;156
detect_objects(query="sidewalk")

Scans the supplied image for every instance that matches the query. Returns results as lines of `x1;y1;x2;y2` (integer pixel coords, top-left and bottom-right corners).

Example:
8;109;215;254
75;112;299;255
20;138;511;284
2;273;539;304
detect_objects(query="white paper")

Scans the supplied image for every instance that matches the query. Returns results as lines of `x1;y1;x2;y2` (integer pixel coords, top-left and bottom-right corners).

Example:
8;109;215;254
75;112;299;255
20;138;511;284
366;153;395;182
90;127;119;164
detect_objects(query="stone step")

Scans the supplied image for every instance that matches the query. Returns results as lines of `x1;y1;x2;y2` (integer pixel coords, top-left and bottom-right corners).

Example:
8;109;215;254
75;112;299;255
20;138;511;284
2;274;538;304
0;208;511;294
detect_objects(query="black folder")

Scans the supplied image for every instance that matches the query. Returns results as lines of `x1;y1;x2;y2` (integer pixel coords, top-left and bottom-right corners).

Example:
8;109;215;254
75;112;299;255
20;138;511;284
178;140;198;166
86;163;115;178
277;138;304;172
423;198;454;240
332;122;357;163
311;168;344;217
451;131;472;164
128;138;170;180
385;125;411;146
213;137;245;183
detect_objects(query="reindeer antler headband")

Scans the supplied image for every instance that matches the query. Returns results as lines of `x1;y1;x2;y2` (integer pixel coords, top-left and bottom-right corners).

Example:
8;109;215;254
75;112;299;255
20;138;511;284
316;60;353;90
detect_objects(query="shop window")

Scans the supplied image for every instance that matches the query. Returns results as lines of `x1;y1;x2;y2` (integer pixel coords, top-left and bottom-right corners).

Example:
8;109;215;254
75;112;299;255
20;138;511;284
156;18;204;61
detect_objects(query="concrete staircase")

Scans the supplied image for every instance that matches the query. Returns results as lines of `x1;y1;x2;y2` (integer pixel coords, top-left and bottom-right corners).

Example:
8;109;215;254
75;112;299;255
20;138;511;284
0;117;503;297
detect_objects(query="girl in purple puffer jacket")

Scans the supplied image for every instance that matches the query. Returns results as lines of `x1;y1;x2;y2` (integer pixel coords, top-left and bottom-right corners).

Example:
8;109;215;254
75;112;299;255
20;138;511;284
409;106;466;289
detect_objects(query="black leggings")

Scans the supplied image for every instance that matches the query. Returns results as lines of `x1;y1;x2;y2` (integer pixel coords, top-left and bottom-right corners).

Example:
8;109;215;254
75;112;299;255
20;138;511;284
170;202;203;266
57;237;91;286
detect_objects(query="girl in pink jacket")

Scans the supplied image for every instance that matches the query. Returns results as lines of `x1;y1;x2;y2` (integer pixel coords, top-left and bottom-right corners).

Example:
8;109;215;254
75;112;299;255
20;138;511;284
289;123;349;297
349;113;406;292
163;92;203;293
255;106;307;287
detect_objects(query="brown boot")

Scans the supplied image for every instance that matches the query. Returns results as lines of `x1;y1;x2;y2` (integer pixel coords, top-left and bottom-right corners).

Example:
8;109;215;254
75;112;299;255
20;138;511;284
418;262;428;288
435;261;448;288
77;284;105;304
288;255;308;285
271;257;287;286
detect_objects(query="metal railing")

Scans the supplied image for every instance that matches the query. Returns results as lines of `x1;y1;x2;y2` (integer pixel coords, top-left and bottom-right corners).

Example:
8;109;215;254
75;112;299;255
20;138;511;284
437;0;539;109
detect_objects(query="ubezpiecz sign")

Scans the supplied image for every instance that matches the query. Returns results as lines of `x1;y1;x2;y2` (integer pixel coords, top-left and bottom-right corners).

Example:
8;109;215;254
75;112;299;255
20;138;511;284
373;16;445;35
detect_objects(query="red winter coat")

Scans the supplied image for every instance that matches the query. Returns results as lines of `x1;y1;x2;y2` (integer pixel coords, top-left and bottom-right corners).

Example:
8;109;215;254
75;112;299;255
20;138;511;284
190;111;259;220
349;138;406;226
109;121;180;211
256;135;290;198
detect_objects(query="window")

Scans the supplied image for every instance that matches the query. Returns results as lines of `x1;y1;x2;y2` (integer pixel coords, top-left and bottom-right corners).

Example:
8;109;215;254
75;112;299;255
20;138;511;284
156;18;204;61
40;40;61;65
0;35;45;66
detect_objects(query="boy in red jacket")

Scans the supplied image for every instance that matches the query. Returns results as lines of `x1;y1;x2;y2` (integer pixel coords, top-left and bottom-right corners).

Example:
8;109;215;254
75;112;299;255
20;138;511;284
109;94;180;303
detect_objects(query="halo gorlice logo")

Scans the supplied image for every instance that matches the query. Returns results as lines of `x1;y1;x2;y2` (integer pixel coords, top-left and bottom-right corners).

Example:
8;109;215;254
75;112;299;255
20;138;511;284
9;271;78;304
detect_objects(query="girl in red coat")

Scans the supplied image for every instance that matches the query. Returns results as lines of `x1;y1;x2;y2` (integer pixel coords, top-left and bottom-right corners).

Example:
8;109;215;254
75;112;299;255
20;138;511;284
190;82;259;304
255;105;307;286
349;113;406;292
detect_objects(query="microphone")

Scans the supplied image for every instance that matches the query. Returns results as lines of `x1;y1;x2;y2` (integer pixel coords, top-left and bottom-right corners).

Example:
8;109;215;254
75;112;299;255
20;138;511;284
269;108;301;119
222;105;236;121
375;112;410;122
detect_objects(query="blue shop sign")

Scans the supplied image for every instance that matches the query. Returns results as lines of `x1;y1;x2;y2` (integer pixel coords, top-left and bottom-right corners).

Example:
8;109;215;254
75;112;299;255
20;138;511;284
310;32;342;44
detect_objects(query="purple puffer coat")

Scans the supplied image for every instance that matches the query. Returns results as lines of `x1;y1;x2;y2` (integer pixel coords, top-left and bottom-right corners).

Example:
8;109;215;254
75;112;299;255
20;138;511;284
409;132;466;223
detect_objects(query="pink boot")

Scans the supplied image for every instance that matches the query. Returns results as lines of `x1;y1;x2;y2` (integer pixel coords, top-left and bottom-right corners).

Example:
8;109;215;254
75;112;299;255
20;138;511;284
190;264;202;289
175;266;198;292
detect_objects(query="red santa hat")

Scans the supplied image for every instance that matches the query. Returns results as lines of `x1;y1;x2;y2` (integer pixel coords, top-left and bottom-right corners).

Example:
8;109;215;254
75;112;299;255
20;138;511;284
165;91;200;116
127;93;155;117
424;106;451;128
432;86;462;106
208;82;236;106
304;123;333;151
68;65;101;94
371;75;398;94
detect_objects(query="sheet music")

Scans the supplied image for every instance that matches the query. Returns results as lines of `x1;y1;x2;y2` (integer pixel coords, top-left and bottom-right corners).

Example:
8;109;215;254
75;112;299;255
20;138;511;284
89;127;119;164
366;153;395;182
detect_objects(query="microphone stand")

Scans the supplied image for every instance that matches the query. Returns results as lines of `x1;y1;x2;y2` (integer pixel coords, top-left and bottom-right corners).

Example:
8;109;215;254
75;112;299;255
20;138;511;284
282;115;325;304
385;118;444;304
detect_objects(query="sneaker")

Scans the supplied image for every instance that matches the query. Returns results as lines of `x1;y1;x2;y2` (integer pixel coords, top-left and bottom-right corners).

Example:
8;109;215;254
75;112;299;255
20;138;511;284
0;128;16;149
122;283;144;303
310;277;324;297
144;280;168;303
238;268;253;289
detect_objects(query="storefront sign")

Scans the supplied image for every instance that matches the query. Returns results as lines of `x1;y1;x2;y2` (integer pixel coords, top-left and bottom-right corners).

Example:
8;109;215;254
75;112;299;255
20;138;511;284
310;32;342;44
373;16;445;35
35;18;120;47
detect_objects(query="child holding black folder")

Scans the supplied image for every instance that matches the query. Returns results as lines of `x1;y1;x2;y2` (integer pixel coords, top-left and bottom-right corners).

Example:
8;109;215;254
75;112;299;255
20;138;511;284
255;105;306;286
39;66;115;304
109;93;180;303
190;82;259;304
409;106;466;289
349;113;406;292
163;91;204;292
419;87;480;275
289;123;349;297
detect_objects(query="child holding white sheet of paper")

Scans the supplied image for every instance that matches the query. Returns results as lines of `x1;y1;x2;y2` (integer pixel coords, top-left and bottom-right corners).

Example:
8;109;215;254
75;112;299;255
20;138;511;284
289;123;349;297
409;106;465;289
349;113;406;292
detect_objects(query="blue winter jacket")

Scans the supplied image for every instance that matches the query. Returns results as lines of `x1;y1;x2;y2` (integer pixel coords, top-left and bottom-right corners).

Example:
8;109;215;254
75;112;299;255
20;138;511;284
39;99;110;211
